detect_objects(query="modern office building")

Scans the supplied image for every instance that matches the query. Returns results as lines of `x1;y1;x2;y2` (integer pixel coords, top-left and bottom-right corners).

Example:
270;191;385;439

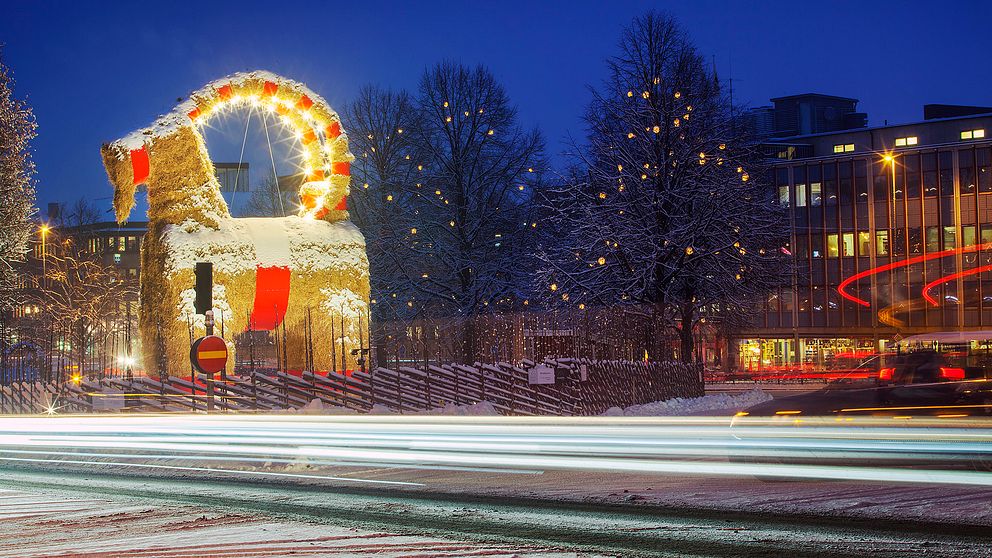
734;104;992;373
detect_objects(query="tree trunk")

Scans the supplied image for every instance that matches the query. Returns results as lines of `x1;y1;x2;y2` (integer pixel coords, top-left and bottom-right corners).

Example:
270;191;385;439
678;303;695;364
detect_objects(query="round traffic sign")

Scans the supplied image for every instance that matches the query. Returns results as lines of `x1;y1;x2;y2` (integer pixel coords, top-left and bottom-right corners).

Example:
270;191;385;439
191;335;228;374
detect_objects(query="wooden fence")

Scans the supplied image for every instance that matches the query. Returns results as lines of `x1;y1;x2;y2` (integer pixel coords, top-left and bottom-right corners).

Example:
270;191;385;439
0;359;702;416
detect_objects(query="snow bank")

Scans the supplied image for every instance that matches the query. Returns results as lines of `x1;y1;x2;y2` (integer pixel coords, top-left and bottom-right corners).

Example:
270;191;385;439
602;388;772;417
368;401;501;416
419;401;501;416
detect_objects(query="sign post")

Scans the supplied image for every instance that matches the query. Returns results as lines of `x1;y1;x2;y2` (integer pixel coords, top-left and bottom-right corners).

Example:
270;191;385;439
190;334;227;412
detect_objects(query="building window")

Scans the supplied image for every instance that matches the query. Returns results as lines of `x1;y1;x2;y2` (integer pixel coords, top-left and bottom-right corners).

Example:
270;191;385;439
943;226;957;249
909;227;922;255
826;234;840;258
842;233;855;257
895;136;918;147
981;224;992;245
979;148;992;193
810;182;822;206
876;230;890;256
963;225;977;247
113;253;121;264
858;231;871;256
961;129;986;140
833;143;855;154
778;185;790;207
926;226;940;252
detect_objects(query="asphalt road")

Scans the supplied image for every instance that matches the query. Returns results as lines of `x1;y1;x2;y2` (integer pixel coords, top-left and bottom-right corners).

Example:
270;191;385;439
3;414;992;556
3;467;992;558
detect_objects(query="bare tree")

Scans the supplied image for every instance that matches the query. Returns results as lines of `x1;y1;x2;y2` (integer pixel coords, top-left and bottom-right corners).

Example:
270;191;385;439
345;86;421;323
27;230;137;378
536;12;791;362
243;175;294;217
0;49;37;311
407;62;544;359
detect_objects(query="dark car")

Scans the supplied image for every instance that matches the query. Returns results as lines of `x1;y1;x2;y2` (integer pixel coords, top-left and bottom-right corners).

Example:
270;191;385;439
874;350;987;409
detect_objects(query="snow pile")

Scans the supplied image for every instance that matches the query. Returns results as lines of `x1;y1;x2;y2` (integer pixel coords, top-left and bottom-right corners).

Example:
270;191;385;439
419;401;501;416
367;401;501;416
602;388;772;417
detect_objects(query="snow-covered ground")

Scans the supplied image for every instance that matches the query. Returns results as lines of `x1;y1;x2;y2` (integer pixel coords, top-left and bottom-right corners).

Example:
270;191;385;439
295;391;771;417
0;485;605;558
602;388;772;417
3;469;990;558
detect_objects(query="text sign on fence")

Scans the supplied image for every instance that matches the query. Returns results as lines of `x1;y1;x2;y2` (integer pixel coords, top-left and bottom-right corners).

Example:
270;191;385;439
528;365;556;385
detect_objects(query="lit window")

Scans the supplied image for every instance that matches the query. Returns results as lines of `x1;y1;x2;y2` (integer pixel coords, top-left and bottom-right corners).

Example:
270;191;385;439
962;129;986;140
835;143;855;153
826;234;840;258
113;253;121;264
833;144;844;154
845;143;855;152
895;136;918;147
842;233;855;257
778;185;790;207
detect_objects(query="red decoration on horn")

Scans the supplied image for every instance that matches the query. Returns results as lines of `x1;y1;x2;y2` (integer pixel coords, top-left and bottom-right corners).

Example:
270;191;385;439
325;121;341;139
307;169;325;181
334;196;348;211
331;162;350;176
262;81;278;97
296;94;314;110
216;84;234;100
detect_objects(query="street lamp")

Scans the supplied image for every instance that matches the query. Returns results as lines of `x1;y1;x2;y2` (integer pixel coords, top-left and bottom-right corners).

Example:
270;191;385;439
39;224;50;288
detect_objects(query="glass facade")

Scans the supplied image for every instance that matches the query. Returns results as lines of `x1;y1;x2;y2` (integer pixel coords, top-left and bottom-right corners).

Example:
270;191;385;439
743;133;992;372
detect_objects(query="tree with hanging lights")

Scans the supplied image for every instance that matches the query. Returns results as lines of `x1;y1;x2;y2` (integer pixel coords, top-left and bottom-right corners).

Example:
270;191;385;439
536;12;791;363
348;64;544;362
0;49;37;312
346;85;421;324
411;62;544;361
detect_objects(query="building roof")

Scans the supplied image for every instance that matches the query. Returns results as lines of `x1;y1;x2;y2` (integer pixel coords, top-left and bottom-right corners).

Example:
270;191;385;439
769;93;859;103
766;110;992;142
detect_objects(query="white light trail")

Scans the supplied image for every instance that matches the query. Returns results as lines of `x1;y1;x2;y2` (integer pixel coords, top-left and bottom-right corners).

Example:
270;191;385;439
0;415;988;485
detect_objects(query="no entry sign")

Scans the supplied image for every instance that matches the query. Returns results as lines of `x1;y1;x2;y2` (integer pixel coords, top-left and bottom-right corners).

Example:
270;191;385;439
190;335;228;374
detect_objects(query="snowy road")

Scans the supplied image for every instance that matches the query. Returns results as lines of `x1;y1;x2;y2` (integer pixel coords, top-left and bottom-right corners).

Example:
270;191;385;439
4;468;992;558
1;414;992;555
0;482;605;558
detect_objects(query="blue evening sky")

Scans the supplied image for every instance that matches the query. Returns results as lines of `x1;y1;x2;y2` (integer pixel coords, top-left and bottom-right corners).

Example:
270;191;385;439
2;0;990;215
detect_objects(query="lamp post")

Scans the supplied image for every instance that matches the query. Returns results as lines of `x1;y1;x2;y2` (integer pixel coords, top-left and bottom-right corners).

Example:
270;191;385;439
39;224;49;288
883;153;898;255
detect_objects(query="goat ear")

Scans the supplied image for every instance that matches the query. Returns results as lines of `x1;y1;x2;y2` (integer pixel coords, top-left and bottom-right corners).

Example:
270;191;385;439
101;143;140;224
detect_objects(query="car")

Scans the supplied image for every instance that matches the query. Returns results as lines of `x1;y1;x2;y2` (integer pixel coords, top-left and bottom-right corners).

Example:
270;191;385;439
874;350;989;410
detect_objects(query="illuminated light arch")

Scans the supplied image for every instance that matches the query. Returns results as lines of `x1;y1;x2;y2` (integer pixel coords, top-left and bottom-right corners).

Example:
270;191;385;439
922;264;992;306
837;242;992;307
107;70;353;221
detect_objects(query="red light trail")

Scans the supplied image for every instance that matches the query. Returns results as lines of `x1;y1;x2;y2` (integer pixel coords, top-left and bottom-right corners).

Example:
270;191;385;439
837;242;992;307
922;264;992;306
